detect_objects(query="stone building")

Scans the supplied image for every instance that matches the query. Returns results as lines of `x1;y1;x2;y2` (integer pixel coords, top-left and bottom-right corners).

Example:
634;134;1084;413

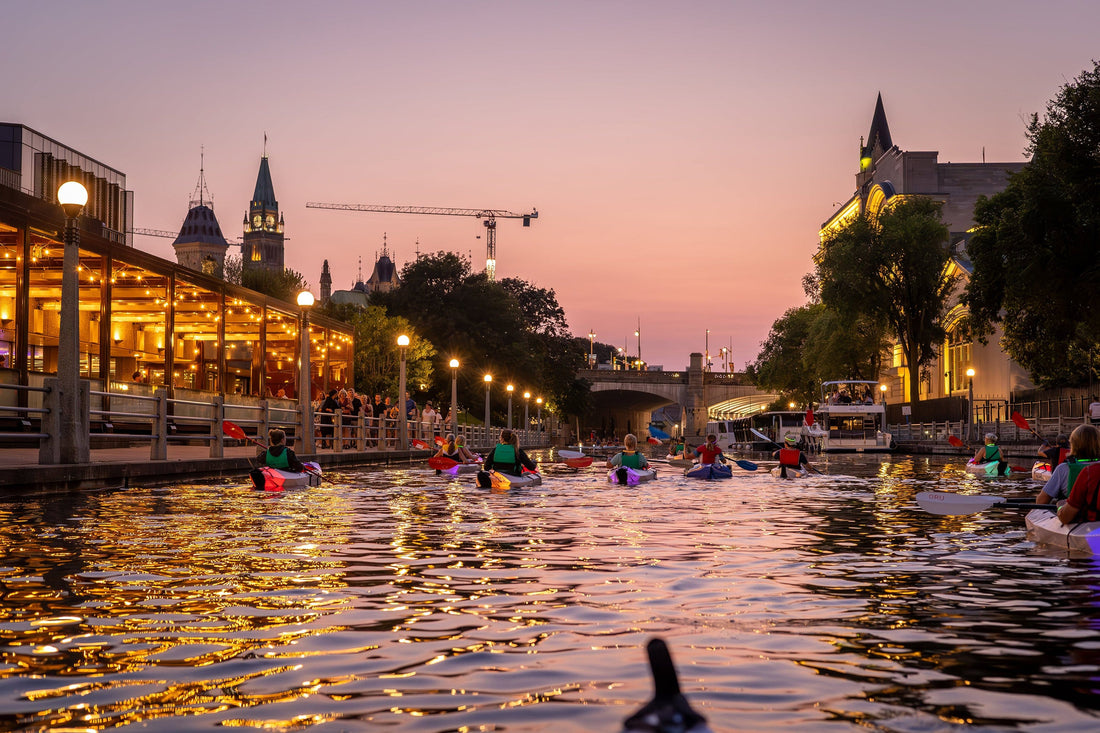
241;153;284;272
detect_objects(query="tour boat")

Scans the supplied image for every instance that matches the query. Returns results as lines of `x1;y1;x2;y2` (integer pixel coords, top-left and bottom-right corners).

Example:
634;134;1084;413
251;461;322;490
806;380;893;453
1026;508;1100;554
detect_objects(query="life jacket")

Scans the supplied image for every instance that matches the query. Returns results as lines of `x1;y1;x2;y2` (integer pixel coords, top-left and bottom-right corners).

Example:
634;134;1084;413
265;445;290;470
779;448;802;468
1068;463;1100;522
441;444;460;458
696;444;722;465
983;444;1003;462
492;443;518;472
619;451;644;469
1065;458;1100;498
1057;447;1069;466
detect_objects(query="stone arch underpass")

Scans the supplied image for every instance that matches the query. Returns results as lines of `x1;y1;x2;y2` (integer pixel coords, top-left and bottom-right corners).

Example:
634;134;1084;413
578;354;774;440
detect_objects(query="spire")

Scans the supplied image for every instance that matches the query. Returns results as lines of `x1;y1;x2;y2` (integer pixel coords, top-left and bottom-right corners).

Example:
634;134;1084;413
189;146;213;209
320;259;332;305
861;93;893;163
252;155;277;208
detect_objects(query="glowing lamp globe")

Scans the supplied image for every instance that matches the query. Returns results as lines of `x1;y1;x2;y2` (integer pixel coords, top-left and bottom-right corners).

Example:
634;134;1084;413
397;334;410;347
296;291;315;308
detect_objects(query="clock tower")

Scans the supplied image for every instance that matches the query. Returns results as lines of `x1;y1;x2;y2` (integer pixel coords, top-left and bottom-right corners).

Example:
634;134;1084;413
241;152;284;272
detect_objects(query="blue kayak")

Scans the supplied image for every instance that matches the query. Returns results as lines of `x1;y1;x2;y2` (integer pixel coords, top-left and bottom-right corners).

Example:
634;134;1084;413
684;462;733;480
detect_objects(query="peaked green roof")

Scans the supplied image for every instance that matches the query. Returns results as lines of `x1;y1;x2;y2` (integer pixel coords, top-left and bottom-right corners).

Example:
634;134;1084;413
252;156;277;208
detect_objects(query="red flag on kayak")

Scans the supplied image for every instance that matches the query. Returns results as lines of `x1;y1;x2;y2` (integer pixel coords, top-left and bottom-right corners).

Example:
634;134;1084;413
805;407;814;426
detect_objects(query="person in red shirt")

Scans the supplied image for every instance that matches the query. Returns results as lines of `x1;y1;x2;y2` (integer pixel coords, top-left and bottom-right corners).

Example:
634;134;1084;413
694;434;725;465
1057;462;1100;524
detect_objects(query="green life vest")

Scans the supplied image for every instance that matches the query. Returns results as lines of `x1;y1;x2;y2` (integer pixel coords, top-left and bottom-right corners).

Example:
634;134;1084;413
1066;458;1099;498
983;444;1003;462
619;451;644;469
265;447;290;469
494;443;517;468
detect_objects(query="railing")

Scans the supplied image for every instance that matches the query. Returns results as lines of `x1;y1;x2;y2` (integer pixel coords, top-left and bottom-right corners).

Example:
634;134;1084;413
889;414;1092;445
1;380;551;464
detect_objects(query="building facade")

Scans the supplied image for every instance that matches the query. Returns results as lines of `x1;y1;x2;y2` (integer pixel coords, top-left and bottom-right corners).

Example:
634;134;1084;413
819;96;1033;414
0;124;351;405
241;155;284;272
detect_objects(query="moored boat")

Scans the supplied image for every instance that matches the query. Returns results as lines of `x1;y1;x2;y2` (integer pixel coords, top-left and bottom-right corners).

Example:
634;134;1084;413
607;467;658;485
1032;461;1053;482
807;380;893;453
251;461;322;490
1025;508;1100;554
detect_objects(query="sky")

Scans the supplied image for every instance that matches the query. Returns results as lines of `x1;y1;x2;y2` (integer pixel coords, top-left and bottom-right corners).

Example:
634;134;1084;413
6;1;1099;371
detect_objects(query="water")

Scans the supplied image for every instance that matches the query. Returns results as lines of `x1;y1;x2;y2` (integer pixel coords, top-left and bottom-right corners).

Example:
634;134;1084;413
1;453;1099;731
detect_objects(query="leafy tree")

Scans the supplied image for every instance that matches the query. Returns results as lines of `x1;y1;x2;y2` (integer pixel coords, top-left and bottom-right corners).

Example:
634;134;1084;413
749;304;821;404
963;60;1100;387
223;253;310;304
816;196;954;405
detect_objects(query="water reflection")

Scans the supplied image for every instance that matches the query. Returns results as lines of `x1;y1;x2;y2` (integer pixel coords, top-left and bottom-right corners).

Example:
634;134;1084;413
0;453;1099;730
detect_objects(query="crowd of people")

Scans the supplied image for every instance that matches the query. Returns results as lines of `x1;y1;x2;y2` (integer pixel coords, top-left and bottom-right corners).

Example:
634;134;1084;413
308;388;450;449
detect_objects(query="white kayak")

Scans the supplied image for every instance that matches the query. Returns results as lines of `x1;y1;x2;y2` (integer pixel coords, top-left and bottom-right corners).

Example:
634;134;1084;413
1032;461;1053;482
607;467;657;485
770;466;808;479
445;463;482;475
252;461;322;490
485;471;542;489
1026;508;1100;554
966;459;1010;476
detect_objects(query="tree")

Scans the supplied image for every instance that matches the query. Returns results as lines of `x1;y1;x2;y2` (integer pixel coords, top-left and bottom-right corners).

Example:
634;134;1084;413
749;304;821;405
223;253;310;304
963;60;1100;387
816;195;954;406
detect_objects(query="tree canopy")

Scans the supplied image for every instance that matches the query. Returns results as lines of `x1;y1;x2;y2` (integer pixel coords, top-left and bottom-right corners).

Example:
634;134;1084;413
962;60;1100;387
223;254;310;304
816;196;954;405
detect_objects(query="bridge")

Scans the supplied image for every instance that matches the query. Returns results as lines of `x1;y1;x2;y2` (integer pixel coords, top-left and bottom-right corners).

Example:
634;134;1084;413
578;353;774;438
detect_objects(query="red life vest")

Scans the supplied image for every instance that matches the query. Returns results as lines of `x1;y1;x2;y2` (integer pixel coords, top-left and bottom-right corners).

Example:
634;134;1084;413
1057;447;1069;466
779;448;801;467
696;444;723;465
1067;463;1100;522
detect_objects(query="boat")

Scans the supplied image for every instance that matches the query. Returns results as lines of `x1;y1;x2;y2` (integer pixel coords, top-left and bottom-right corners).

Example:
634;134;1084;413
706;412;803;451
251;461;322;490
444;462;482;476
1025;508;1100;554
806;380;893;453
684;462;732;480
1032;461;1053;482
770;466;808;479
607;467;658;485
485;471;543;489
965;458;1010;476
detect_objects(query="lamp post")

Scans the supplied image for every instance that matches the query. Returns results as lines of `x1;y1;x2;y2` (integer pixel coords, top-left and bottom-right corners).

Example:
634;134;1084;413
705;329;710;371
296;290;316;454
57;181;89;464
879;383;887;405
720;347;729;373
635;319;641;370
523;391;531;436
966;367;976;442
483;373;492;441
536;397;543;432
449;358;459;433
588;330;596;368
398;334;410;450
615;347;623;371
506;384;514;429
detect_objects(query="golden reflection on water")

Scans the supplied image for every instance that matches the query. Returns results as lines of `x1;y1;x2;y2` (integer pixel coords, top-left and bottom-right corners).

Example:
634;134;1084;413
1;456;1100;729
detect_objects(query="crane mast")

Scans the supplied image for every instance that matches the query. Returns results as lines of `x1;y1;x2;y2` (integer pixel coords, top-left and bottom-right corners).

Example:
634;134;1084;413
305;202;538;281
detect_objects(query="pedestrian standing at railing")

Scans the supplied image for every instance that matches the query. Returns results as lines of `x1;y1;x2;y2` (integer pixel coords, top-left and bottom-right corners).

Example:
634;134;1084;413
319;389;339;449
361;398;374;448
422;401;437;441
371;393;384;447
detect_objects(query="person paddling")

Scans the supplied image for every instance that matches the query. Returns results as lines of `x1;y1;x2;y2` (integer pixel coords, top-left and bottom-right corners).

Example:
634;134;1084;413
772;434;813;478
694;434;726;465
607;433;650;484
250;428;305;490
1038;433;1070;469
973;432;1008;476
1037;424;1100;505
478;429;538;487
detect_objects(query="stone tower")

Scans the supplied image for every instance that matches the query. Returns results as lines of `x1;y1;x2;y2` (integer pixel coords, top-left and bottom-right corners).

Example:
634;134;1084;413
319;260;332;305
172;156;229;277
241;148;284;272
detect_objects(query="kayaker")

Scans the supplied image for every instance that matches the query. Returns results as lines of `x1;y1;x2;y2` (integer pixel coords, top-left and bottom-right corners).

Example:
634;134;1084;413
1038;434;1070;468
606;433;651;469
433;433;462;474
1057;461;1100;524
694;434;726;465
1038;424;1100;505
669;438;687;458
478;429;538;487
250;428;306;490
772;434;814;477
973;433;1008;476
453;435;480;463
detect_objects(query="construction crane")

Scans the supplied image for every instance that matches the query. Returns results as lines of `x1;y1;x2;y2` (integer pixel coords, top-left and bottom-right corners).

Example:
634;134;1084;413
132;228;179;238
305;202;538;281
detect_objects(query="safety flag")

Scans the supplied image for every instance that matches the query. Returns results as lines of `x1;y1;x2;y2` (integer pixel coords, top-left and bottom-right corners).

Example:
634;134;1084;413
805;406;814;427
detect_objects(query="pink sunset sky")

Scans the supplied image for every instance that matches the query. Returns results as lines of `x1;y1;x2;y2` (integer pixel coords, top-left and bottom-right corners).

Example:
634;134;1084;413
6;1;1098;371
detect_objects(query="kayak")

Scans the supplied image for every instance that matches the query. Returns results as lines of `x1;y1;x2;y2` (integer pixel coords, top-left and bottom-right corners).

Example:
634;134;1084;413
483;470;542;489
684;462;732;480
607;467;658;485
1032;461;1053;482
770;466;808;479
444;462;482;476
1025;508;1100;554
966;459;1011;476
251;461;322;490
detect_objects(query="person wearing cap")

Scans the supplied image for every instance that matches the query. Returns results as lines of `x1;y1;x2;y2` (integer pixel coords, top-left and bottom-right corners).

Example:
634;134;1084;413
772;434;814;474
1038;433;1070;469
973;432;1008;476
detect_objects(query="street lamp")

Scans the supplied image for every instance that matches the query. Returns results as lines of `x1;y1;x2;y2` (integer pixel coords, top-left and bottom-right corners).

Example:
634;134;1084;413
57;181;89;464
296;290;316;454
449;358;459;433
966;367;976;441
523;391;531;435
720;347;729;373
506;384;514;429
484;373;492;440
635;318;641;369
398;334;410;450
789;401;796;410
536;397;543;432
588;330;596;368
879;383;887;405
616;347;623;371
705;329;710;371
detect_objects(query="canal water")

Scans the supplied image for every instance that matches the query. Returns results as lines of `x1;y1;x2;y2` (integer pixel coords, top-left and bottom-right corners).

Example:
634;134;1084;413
1;453;1099;731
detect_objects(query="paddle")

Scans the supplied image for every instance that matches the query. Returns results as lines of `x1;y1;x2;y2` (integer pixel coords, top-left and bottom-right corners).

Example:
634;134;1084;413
915;490;1056;516
411;439;430;450
948;435;967;448
222;420;329;484
428;456;459;470
1011;411;1044;442
622;638;710;733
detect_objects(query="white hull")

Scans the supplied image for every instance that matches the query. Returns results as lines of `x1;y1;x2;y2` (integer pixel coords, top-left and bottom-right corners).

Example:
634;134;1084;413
1032;461;1053;482
607;467;657;485
253;461;322;490
770;466;808;479
487;471;542;488
1026;508;1100;554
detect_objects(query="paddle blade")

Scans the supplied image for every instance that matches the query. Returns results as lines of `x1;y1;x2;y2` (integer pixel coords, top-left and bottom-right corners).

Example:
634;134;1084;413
648;425;671;440
490;472;511;490
805;406;815;427
222;420;247;440
428;456;458;470
916;491;1003;515
948;435;965;447
647;436;661;445
1010;411;1030;431
411;439;429;450
734;459;758;471
434;436;444;446
564;456;593;468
